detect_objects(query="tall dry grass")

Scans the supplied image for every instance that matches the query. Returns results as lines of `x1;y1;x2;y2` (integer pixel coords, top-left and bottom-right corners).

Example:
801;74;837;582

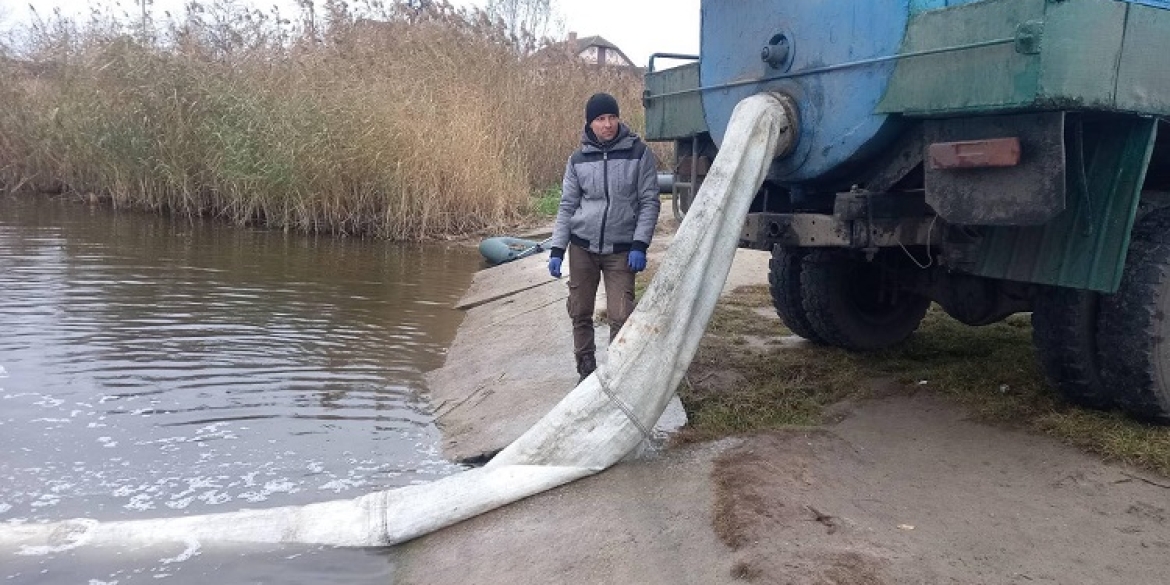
0;0;650;240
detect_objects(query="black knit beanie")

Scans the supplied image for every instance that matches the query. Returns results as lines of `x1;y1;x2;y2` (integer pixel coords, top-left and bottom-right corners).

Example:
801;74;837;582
585;92;620;124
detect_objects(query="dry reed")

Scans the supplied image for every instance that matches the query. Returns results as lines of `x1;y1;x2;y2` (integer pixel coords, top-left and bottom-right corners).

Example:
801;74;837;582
0;0;651;240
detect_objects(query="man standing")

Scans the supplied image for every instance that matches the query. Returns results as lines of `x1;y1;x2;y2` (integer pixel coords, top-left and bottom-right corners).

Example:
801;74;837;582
548;92;661;382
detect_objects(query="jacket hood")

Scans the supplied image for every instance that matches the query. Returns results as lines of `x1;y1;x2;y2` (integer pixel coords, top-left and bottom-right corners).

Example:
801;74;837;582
581;122;638;152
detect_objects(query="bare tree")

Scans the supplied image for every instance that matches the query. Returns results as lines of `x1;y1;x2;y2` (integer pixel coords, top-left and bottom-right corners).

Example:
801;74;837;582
485;0;562;41
0;3;21;56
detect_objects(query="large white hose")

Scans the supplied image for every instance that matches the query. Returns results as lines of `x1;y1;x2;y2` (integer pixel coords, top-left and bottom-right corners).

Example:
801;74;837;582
0;93;796;552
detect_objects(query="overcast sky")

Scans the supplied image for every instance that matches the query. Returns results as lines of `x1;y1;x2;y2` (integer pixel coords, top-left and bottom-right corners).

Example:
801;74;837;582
0;0;701;67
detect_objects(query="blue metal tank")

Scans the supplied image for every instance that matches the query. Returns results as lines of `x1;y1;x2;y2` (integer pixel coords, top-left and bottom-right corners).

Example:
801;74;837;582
698;0;979;183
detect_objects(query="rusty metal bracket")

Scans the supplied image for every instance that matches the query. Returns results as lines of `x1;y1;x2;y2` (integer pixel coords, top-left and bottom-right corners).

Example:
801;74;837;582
742;213;940;249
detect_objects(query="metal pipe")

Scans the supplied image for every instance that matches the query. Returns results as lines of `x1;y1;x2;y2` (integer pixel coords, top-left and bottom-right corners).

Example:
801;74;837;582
648;52;700;73
657;173;674;194
644;37;1016;102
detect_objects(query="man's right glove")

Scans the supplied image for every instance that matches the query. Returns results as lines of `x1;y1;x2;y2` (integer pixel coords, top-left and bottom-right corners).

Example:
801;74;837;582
548;256;562;278
627;250;647;272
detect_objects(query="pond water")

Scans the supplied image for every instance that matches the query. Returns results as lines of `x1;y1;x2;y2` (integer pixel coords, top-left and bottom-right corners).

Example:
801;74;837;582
0;196;483;583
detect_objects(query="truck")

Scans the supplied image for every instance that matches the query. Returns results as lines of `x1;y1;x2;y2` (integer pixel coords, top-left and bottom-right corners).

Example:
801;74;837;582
643;0;1170;422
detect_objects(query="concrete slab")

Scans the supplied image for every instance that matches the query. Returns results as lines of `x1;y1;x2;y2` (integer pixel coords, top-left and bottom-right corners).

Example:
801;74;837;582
426;274;573;462
396;440;742;585
426;251;690;463
454;254;567;310
431;213;761;463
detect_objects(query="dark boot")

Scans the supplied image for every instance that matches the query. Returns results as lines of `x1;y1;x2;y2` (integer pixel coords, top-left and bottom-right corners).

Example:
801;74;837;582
576;353;596;383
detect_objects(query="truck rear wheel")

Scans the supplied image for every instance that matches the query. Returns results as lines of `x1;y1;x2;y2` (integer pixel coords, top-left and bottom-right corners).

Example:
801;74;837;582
1097;240;1170;423
1030;287;1113;410
1132;203;1170;243
799;250;930;351
768;247;825;343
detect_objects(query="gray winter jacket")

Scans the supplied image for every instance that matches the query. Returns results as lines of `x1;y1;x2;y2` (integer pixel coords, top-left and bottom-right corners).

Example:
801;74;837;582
549;123;660;259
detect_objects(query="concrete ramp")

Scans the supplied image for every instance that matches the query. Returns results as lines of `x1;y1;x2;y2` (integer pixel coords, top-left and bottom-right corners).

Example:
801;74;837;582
454;255;566;310
429;269;580;462
0;93;796;552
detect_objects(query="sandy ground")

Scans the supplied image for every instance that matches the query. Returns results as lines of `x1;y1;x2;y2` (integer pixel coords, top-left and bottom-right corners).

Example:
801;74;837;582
711;394;1170;584
399;218;1170;585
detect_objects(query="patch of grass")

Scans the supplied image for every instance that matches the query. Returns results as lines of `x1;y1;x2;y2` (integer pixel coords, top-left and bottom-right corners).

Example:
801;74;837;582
532;185;561;217
706;285;787;338
680;298;1170;477
682;345;867;436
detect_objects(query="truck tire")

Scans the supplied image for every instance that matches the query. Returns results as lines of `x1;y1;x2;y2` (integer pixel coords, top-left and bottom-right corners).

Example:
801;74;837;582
1097;240;1170;423
1132;204;1170;243
1030;287;1113;409
768;247;825;343
798;250;930;351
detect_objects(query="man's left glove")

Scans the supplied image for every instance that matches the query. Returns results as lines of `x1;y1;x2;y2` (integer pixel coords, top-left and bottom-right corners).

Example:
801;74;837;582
548;256;563;278
627;250;647;272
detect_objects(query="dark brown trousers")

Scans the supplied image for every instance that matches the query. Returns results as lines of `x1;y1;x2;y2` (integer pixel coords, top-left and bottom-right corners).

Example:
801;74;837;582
566;243;636;365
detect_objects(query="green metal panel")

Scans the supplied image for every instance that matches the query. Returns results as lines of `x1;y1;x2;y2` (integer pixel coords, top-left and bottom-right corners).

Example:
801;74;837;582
878;0;1045;115
1038;0;1126;109
643;63;707;142
878;0;1170;117
1115;4;1170;114
967;116;1158;292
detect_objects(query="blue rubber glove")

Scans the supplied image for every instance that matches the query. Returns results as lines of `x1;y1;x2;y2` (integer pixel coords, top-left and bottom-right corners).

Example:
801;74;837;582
628;250;647;272
548;256;562;278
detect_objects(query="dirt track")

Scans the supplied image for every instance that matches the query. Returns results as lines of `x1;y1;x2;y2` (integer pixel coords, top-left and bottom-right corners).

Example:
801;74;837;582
712;394;1170;584
399;389;1170;584
398;222;1170;585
